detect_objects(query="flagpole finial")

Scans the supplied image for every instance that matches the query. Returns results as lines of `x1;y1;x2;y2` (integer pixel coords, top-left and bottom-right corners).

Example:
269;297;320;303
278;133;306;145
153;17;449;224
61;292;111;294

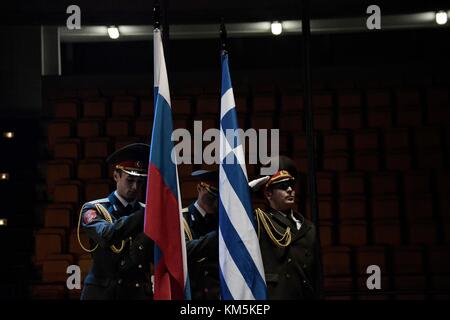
220;19;227;53
154;0;160;29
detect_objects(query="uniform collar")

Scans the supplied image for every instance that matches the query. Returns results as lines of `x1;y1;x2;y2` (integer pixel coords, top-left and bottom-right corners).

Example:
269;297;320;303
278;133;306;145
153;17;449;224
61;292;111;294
194;200;207;218
114;190;137;209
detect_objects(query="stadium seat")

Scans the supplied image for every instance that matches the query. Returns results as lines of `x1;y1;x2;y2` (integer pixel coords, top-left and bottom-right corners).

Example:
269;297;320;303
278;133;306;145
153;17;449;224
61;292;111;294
339;220;367;246
111;96;137;117
43;205;73;229
106;118;132;137
338;172;365;195
53;99;80;119
281;94;303;113
134;117;154;138
392;246;424;275
371;195;400;220
47;120;73;149
372;219;402;245
76;118;103;138
84;179;114;203
77;159;105;180
321;246;352;276
370;172;399;195
82;98;108;118
354;130;379;151
53;180;83;204
46;160;74;192
354;151;380;172
339;196;366;220
84;137;111;159
54;138;82;160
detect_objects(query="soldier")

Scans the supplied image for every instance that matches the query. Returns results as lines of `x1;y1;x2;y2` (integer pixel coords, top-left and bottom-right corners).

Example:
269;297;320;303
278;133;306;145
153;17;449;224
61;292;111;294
78;143;153;300
251;156;321;300
182;169;220;300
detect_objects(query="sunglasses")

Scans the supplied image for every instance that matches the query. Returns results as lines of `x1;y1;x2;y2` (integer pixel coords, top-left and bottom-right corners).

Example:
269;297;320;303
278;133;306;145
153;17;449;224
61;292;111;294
271;180;296;191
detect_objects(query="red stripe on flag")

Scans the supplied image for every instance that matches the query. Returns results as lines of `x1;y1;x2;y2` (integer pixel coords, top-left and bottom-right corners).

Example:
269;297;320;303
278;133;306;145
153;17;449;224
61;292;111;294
145;163;184;300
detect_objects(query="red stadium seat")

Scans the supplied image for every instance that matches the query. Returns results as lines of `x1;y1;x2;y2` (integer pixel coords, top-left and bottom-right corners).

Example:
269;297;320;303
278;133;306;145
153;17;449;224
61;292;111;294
47;120;73;149
339;196;366;220
371;195;400;220
322;131;350;152
54;138;82;160
53;180;83;204
84;137;111;159
338;108;362;130
370;172;399;195
384;128;410;151
53;99;80;119
111;96;137;117
338;172;365;195
339;220;367;246
323;152;350;172
354;130;379;151
372;219;402;245
354;246;387;275
106;118;132;137
196;95;219;114
172;97;193;116
84;179;114;203
281;94;303;113
354;151;380;172
77;159;105;180
76;118;103;138
82;98;108;118
253;94;276;113
385;149;412;171
408;219;437;245
44;204;73;229
134;117;154;138
392;246;424;275
46;160;74;192
316;172;335;196
321;246;352;276
404;194;434;220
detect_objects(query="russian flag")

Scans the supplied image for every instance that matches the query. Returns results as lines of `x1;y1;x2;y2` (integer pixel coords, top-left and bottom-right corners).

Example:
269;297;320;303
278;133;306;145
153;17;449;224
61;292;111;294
144;28;190;300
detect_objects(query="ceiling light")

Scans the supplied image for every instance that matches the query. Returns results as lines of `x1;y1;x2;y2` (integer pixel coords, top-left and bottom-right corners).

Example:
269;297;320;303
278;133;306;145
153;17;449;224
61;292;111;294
3;131;14;139
436;11;448;25
271;21;282;35
107;26;120;39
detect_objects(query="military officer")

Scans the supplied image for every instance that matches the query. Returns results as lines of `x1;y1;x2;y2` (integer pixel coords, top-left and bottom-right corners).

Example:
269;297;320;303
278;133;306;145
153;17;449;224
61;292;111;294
252;156;322;300
182;169;220;300
78;143;153;300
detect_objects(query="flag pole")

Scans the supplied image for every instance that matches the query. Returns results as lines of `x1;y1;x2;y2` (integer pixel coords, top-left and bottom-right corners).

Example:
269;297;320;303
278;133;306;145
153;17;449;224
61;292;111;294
301;0;323;297
153;0;160;29
220;18;227;54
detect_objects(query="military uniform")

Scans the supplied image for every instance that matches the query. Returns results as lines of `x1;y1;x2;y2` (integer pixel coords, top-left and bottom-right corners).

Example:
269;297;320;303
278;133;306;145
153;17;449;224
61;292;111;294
256;206;320;299
183;202;220;300
78;143;153;300
79;192;153;300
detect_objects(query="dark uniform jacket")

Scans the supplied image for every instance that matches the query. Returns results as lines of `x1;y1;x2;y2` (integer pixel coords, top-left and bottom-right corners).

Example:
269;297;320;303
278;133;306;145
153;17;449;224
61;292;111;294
80;192;153;300
257;206;321;300
183;203;220;300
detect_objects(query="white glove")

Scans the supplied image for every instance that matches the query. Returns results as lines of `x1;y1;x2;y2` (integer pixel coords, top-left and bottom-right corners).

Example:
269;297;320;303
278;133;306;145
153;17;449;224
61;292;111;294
248;176;270;191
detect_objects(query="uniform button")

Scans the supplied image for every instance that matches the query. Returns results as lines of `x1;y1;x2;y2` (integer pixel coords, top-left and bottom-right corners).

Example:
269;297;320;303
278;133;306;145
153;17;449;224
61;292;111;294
120;260;126;266
286;273;291;279
287;258;292;263
204;288;209;293
138;264;143;269
303;264;307;269
135;283;140;288
117;279;123;285
303;280;307;284
138;245;144;251
204;271;209;276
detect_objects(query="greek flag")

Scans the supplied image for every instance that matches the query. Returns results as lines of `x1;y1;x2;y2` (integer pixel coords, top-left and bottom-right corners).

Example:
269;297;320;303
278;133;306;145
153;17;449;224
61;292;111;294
218;51;267;300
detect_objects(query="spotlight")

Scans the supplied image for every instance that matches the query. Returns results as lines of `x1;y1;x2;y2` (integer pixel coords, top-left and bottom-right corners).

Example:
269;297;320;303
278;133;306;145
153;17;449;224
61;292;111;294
107;26;120;39
436;11;448;25
271;21;283;35
0;173;9;181
3;131;14;139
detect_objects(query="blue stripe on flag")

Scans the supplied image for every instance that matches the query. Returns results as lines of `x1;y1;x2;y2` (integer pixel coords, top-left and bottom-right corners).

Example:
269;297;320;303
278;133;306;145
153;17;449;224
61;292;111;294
149;93;178;198
219;199;268;298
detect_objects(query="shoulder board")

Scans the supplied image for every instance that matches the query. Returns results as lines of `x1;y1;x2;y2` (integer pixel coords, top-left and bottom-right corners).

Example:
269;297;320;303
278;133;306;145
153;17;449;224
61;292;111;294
182;207;189;213
139;202;145;208
87;198;110;205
